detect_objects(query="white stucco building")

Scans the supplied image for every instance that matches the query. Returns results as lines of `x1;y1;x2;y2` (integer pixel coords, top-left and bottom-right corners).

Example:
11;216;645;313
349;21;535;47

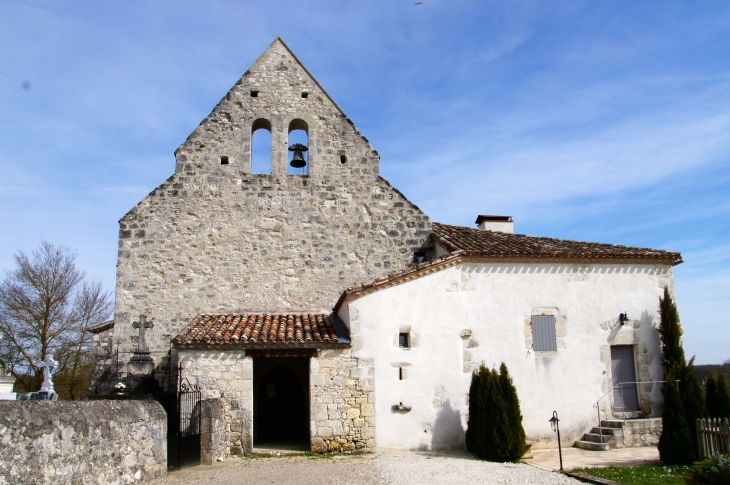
335;220;679;449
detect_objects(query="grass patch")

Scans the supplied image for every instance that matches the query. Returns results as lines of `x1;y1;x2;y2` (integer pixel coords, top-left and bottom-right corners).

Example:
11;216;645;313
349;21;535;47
572;464;692;485
304;451;335;459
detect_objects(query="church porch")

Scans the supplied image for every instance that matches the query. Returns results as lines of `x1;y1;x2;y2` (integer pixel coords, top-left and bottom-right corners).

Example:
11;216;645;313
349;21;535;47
173;313;374;458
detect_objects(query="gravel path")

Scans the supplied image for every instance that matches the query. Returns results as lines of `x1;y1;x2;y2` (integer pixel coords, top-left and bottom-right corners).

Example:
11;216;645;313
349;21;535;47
149;450;582;485
374;450;580;485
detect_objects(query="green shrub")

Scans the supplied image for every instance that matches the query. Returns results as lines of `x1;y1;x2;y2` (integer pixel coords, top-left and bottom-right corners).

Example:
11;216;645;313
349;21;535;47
683;357;708;459
657;287;706;463
466;362;526;462
690;454;730;485
659;365;694;465
658;287;684;373
707;372;730;420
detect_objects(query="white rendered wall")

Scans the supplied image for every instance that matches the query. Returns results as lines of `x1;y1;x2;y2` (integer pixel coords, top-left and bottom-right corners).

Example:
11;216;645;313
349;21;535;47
340;262;674;450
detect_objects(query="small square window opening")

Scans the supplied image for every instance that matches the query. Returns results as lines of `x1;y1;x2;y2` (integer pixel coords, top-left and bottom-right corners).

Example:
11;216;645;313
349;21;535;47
399;332;410;349
220;156;229;165
301;91;309;98
414;251;426;264
250;90;259;97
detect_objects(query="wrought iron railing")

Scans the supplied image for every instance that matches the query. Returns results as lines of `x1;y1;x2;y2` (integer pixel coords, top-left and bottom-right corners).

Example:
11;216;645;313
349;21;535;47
592;380;676;442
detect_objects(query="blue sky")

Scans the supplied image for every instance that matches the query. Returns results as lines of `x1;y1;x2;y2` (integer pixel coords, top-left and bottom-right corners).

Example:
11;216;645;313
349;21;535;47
1;1;728;363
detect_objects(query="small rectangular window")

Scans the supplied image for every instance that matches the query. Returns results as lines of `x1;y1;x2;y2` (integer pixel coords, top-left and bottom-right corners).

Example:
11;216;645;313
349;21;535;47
250;89;259;97
399;332;410;349
220;156;229;165
414;251;426;264
399;367;405;380
532;315;557;351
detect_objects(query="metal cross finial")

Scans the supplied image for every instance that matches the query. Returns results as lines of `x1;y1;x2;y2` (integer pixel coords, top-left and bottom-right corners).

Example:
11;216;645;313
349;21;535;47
132;314;154;352
37;355;58;393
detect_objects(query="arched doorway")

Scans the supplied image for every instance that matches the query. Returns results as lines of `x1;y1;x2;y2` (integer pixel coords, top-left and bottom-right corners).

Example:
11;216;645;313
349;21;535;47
253;357;310;449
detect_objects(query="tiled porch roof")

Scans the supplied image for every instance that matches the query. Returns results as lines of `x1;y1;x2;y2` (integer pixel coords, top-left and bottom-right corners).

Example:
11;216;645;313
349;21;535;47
172;313;348;348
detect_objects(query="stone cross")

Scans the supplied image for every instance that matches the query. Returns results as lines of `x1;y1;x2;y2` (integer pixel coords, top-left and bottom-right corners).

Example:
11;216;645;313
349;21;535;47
132;314;154;352
37;355;58;393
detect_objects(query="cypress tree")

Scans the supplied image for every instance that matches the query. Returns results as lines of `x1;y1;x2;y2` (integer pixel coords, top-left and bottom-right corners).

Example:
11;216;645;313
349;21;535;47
680;357;707;461
658;365;694;465
472;365;494;460
658;287;685;373
705;371;719;418
711;372;730;419
466;363;526;462
465;366;481;453
657;287;704;463
499;363;526;461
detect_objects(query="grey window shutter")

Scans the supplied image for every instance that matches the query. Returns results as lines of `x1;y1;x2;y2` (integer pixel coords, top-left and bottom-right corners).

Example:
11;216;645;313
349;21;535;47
532;315;557;351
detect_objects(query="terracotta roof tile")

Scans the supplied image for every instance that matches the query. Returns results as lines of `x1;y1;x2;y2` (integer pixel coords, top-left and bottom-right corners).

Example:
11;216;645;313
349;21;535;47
173;313;345;348
333;223;682;311
432;223;682;262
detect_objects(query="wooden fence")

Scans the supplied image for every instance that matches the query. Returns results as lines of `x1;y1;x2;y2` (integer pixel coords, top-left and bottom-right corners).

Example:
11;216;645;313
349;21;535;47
697;418;730;459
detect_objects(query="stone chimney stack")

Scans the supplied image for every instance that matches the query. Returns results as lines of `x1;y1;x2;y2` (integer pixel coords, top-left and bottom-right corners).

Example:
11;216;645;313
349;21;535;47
475;215;514;233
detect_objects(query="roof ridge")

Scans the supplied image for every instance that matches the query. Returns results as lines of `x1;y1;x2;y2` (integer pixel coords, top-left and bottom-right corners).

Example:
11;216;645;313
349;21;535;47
432;221;681;255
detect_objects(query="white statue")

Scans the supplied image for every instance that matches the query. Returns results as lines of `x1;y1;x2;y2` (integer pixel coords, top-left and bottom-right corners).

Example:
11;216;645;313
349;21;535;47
37;355;58;394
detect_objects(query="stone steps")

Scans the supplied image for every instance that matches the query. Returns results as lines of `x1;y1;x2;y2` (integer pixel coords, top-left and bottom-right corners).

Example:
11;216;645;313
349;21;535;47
574;417;662;452
574;420;620;451
574;440;614;451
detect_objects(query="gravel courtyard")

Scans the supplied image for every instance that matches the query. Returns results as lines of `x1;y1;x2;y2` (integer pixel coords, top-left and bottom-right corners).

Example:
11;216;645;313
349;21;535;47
150;450;581;485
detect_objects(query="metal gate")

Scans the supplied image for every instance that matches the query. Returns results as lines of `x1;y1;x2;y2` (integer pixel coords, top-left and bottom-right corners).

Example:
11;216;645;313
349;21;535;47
155;380;201;470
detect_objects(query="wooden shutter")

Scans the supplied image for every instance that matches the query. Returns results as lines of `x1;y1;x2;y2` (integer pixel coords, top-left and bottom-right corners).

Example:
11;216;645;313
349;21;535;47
532;315;557;351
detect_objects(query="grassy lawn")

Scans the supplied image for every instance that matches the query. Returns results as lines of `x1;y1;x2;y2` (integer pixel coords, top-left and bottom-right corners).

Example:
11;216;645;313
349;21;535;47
571;464;693;485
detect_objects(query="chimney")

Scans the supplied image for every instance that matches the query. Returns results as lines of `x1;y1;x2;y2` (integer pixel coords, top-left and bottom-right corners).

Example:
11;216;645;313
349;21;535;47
475;215;514;233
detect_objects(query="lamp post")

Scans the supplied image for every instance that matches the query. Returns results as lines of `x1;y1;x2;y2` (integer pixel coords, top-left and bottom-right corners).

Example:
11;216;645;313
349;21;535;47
549;411;563;472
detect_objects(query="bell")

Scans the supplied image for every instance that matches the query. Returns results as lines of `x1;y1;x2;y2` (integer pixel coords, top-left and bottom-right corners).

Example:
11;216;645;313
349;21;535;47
288;143;308;168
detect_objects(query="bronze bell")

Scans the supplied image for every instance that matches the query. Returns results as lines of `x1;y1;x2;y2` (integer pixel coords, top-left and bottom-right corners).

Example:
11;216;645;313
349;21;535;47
288;143;308;168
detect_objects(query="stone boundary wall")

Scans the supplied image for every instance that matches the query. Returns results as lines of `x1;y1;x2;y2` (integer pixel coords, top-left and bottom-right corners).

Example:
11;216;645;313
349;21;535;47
615;418;662;448
0;400;166;484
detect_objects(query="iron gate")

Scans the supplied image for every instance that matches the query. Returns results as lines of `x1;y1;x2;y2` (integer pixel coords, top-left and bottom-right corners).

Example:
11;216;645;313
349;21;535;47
155;380;201;470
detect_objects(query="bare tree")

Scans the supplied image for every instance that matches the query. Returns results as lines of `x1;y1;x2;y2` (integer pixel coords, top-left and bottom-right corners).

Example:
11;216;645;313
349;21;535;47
0;241;112;399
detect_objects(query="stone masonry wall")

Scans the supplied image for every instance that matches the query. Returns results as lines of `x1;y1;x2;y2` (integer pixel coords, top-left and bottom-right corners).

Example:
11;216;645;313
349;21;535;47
179;348;374;455
614;418;662;448
311;349;375;453
178;350;252;456
0;400;166;484
108;38;432;384
89;325;117;393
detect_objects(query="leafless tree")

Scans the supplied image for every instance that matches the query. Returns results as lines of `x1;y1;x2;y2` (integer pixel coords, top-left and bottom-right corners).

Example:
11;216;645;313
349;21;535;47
0;241;112;399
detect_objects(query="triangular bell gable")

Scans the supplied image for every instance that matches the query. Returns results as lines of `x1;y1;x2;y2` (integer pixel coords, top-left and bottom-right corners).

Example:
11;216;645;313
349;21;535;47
173;37;379;177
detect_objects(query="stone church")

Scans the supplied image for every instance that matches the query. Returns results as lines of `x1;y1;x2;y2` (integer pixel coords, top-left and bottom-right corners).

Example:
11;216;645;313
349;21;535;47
91;38;682;456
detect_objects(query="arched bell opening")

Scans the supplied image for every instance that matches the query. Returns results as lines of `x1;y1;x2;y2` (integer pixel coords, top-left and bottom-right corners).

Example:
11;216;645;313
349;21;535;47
287;119;309;175
251;118;273;174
